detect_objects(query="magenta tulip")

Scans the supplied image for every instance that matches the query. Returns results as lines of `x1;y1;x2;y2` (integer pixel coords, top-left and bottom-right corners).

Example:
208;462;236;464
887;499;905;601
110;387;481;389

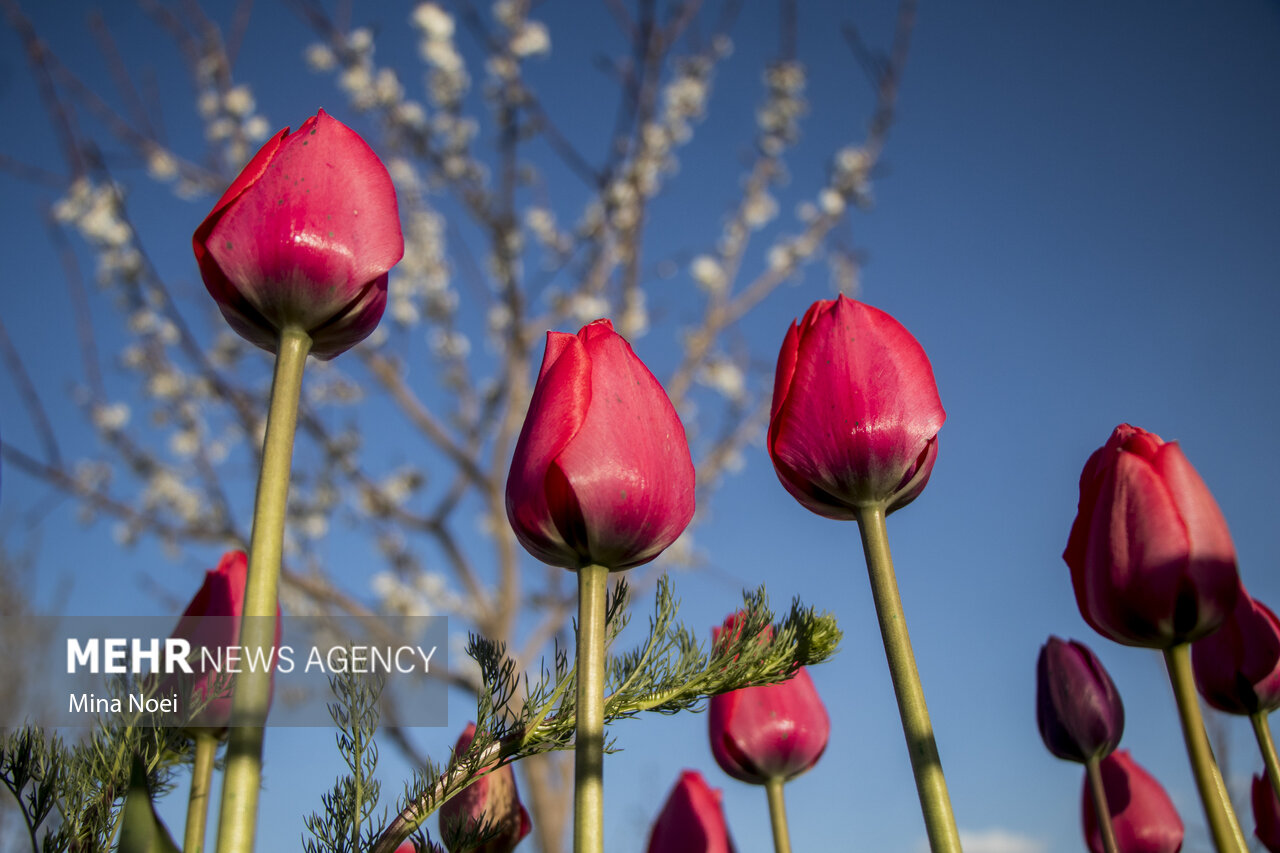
647;770;735;853
767;295;945;519
438;724;531;853
708;613;829;784
193;109;403;359
1063;424;1240;648
1253;774;1280;852
1192;588;1280;715
1037;636;1125;764
505;318;695;571
167;550;282;729
1082;751;1184;853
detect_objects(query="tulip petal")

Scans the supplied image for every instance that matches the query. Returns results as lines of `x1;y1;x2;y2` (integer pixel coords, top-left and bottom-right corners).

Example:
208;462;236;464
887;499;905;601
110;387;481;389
506;332;591;567
1192;590;1280;714
1253;774;1280;852
1077;450;1193;644
163;551;282;728
769;320;800;423
647;771;735;853
440;723;531;853
552;321;695;570
1082;751;1183;853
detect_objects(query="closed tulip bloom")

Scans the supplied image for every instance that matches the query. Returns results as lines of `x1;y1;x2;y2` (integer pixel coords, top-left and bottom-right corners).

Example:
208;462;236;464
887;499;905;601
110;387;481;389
1253;774;1280;852
1063;424;1240;648
1037;636;1125;763
709;614;830;784
439;724;531;853
1192;588;1280;715
167;551;282;728
647;770;735;853
193;109;403;359
768;295;945;519
506;318;695;571
1082;751;1184;853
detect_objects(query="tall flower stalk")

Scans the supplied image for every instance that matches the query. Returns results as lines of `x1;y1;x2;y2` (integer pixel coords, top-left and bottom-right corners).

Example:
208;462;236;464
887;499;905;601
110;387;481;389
708;612;829;853
193;109;403;851
767;296;957;850
1064;424;1246;853
214;326;310;852
855;506;961;852
505;320;695;852
1035;636;1126;853
184;730;219;853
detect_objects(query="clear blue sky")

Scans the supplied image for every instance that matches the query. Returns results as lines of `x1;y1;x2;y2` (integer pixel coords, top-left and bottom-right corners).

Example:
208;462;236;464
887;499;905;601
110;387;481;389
3;2;1280;852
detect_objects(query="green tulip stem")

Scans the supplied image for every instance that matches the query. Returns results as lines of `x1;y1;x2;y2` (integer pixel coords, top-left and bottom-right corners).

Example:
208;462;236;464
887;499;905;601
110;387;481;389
1252;711;1280;803
215;326;311;853
854;505;962;853
1084;755;1120;853
573;563;609;853
184;730;218;853
1163;643;1248;853
764;778;793;853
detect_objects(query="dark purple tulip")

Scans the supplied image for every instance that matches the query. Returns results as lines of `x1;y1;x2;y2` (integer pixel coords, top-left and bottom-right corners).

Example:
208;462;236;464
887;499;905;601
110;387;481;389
1192;588;1280;715
1253;773;1280;853
1037;636;1125;763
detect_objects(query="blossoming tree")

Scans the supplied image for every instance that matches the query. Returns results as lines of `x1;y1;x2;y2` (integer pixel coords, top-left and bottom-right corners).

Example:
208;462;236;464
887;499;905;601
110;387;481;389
0;1;915;850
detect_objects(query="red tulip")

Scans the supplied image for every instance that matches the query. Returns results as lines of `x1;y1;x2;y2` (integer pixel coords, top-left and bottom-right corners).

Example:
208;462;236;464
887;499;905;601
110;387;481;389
1063;424;1240;648
505;318;695;571
647;770;735;853
708;613;829;784
1037;636;1125;764
167;550;282;729
1192;588;1280;715
438;724;531;853
1253;774;1280;852
193;109;403;359
768;295;945;519
1082;751;1184;853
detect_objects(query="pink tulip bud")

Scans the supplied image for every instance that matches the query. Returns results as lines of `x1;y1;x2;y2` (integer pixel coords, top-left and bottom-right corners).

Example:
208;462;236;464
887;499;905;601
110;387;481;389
1064;424;1240;648
1192;588;1280;715
768;295;945;519
166;550;282;729
647;770;735;853
505;318;695;571
1253;774;1280;852
438;724;531;853
193;109;404;359
1082;751;1184;853
708;613;829;784
1036;636;1125;763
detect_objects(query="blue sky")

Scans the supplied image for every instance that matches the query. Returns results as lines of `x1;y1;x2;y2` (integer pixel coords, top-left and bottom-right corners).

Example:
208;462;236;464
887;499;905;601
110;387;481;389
3;2;1280;852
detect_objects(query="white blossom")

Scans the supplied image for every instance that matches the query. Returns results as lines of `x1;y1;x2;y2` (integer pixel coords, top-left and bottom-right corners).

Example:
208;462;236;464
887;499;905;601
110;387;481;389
305;43;336;71
91;403;130;432
145;149;178;181
222;86;255;117
412;3;455;40
699;358;745;400
691;255;727;292
819;188;846;216
510;21;550;58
